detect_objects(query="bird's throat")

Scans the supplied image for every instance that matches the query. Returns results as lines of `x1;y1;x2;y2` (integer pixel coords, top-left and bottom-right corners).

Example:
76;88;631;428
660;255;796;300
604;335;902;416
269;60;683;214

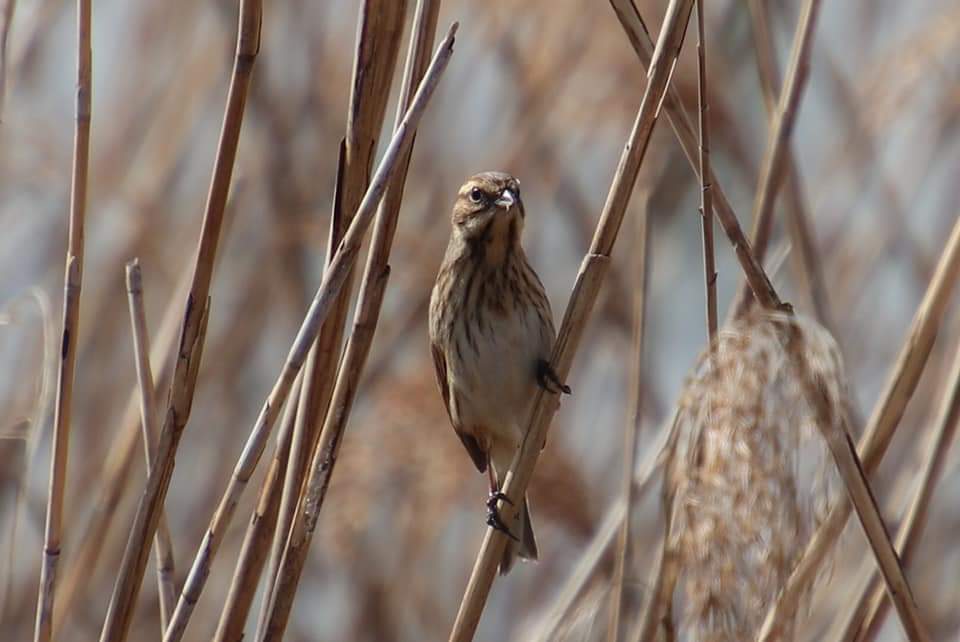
475;213;519;268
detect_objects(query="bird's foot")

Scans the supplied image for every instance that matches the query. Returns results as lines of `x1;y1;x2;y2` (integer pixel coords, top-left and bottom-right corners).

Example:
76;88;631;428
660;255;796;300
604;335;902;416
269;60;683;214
486;492;519;541
537;358;571;395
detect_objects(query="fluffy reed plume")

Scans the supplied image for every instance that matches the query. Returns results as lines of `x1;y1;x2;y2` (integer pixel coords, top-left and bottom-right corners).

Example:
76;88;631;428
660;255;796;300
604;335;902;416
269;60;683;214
666;310;848;641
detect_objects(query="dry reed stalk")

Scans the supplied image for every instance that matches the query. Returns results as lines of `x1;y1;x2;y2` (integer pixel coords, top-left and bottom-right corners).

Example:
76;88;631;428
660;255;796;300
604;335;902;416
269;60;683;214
257;15;449;639
52;258;191;636
98;2;261;639
607;191;651;642
533;413;673;642
695;0;717;345
33;1;90;639
623;6;714;640
731;0;822;319
746;0;834;331
163;24;457;642
124;260;178;632
212;374;303;642
757;215;960;641
0;0;13;117
608;0;784;313
256;163;336;633
665;311;844;642
837;337;960;642
781;318;930;642
489;11;638;333
631;497;679;642
540;500;626;642
627;548;665;642
262;0;408;620
257;270;394;641
447;2;696;639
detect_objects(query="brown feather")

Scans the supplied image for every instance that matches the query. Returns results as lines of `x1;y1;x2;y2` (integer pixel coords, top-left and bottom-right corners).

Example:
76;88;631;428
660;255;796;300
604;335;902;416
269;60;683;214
430;343;487;472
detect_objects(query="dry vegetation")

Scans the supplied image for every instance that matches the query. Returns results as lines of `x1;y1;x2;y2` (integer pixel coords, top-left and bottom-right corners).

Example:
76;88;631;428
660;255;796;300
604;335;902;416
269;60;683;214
1;1;959;641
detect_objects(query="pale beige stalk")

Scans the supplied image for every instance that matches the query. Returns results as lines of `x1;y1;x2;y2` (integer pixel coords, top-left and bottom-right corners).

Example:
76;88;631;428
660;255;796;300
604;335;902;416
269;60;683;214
532;411;672;642
839;336;960;641
212;373;303;642
124;260;178;632
34;1;90;639
746;0;834;331
731;0;823;318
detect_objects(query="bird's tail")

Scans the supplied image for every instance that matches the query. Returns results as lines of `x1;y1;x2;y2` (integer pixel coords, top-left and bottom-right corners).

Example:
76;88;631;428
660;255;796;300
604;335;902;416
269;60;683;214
499;495;538;575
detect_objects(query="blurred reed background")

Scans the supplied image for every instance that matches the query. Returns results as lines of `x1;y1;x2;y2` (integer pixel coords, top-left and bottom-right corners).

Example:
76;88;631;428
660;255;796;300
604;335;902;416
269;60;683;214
1;0;959;640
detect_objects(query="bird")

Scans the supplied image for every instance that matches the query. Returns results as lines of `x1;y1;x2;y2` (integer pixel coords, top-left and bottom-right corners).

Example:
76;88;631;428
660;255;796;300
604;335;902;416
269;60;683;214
428;171;570;575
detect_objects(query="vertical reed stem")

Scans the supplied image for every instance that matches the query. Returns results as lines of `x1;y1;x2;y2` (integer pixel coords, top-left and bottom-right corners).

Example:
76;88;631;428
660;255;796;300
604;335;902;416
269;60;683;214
34;1;90;638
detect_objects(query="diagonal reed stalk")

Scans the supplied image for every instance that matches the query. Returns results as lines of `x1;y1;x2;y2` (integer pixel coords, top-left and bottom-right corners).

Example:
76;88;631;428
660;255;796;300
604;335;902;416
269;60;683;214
837;335;960;642
162;23;457;642
33;1;90;639
746;0;834;332
257;261;394;641
757;215;960;641
257;16;450;640
212;373;303;642
532;413;672;642
731;0;822;319
124;259;178;632
631;416;682;642
98;2;261;639
608;0;783;313
256;169;335;634
779;318;930;642
695;0;717;345
606;190;651;642
448;2;697;639
260;0;408;623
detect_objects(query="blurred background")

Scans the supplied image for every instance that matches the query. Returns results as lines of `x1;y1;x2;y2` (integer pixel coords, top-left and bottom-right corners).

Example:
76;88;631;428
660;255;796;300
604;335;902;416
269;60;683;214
1;0;959;640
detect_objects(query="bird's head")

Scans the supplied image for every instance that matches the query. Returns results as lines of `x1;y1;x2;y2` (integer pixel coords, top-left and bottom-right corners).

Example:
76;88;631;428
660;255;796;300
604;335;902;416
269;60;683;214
451;171;524;243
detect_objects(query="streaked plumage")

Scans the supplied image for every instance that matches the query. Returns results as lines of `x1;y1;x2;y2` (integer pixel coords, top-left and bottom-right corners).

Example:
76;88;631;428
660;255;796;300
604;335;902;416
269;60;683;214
429;171;563;574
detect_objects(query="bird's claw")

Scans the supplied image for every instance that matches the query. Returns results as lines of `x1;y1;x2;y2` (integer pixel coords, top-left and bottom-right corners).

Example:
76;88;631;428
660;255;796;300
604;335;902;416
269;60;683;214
486;492;519;541
487;490;514;508
537;359;571;395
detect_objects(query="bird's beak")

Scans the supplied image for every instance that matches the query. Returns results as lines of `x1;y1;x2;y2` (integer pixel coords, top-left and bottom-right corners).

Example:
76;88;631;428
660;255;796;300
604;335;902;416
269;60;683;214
495;188;517;210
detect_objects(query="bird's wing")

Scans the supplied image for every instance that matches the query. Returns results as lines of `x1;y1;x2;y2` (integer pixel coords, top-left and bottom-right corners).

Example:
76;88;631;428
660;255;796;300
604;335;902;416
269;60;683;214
430;342;487;473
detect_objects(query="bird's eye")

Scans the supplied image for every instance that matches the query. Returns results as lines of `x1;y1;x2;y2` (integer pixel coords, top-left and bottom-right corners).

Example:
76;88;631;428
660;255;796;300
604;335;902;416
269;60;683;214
469;188;484;204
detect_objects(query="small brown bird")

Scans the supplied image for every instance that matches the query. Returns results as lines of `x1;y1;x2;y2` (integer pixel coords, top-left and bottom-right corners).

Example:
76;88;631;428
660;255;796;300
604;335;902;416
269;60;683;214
429;171;569;575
